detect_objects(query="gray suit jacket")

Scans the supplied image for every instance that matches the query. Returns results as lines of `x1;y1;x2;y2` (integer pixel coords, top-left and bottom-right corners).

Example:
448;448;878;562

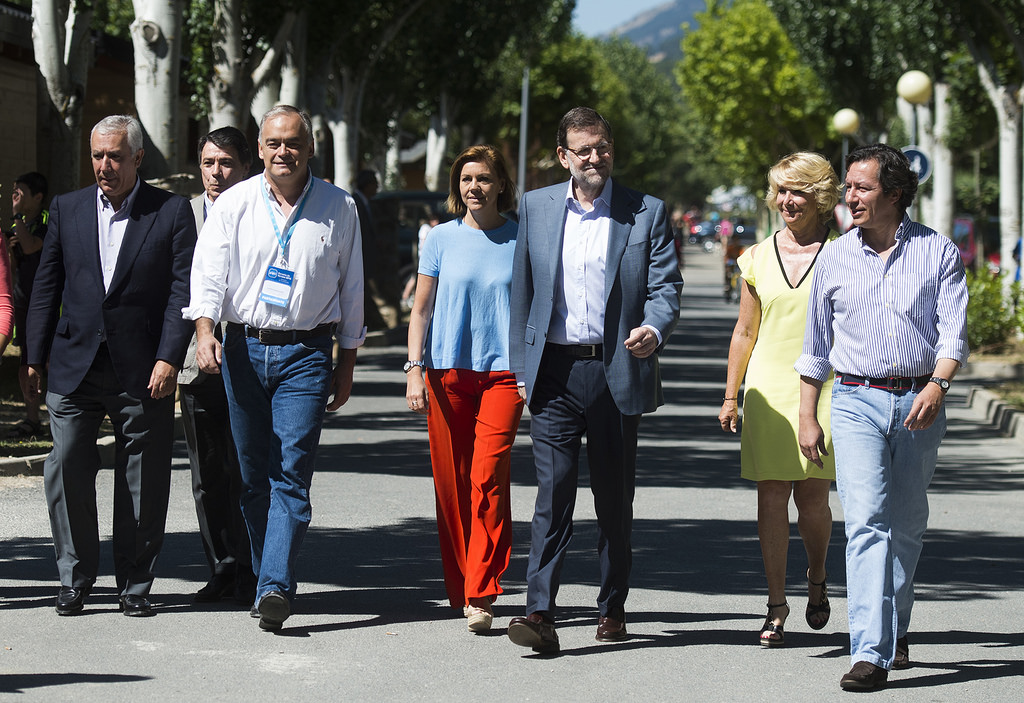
509;180;683;416
178;195;207;385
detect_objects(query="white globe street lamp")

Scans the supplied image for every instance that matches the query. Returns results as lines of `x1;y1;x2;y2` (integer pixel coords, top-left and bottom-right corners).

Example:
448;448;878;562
832;108;860;171
897;70;933;146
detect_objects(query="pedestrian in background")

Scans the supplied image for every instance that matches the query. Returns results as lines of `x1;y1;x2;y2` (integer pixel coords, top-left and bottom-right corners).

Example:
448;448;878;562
7;172;48;438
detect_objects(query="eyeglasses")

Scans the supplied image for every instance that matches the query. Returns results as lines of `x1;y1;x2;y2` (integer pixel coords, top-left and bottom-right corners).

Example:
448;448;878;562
563;142;613;160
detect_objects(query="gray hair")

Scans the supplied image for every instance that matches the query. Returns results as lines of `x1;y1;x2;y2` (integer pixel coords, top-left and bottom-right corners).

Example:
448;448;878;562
259;105;314;146
91;115;144;155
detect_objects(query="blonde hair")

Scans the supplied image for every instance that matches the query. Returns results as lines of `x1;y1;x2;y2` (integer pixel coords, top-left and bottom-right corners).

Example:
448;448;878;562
764;152;840;216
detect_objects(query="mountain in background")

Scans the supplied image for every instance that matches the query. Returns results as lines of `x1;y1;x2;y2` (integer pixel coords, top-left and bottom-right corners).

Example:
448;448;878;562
604;0;705;74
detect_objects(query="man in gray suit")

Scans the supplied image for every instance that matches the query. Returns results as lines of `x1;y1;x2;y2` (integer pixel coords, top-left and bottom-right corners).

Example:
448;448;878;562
507;107;682;653
180;126;254;604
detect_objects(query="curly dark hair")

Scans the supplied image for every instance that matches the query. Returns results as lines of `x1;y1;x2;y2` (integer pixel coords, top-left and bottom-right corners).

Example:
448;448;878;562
846;144;918;212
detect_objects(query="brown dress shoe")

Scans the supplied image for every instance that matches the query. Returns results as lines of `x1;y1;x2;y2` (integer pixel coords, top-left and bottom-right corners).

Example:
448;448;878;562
893;636;910;669
840;661;888;691
596;613;627;642
508;612;559;653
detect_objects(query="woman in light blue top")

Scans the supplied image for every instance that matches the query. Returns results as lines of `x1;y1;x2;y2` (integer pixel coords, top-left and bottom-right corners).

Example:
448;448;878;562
405;145;523;634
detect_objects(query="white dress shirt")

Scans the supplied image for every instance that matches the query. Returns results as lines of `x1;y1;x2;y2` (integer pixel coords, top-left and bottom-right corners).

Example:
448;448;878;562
96;178;142;292
183;170;366;349
548;178;613;345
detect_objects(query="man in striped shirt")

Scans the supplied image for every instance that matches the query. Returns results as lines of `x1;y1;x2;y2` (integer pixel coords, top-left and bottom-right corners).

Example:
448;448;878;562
795;144;968;691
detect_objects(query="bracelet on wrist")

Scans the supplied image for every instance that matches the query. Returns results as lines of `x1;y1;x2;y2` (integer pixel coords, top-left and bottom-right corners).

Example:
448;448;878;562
723;397;737;401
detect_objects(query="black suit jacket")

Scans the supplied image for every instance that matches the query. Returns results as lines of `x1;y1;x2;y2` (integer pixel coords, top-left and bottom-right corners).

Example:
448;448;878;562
26;181;197;399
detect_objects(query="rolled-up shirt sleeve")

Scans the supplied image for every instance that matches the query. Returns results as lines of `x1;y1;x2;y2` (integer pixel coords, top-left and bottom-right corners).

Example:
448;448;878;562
334;198;366;349
182;203;232;324
795;264;834;382
934;242;970;366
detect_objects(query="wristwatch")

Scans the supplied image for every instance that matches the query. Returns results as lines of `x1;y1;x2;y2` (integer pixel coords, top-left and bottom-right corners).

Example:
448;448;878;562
403;360;425;373
929;377;950;393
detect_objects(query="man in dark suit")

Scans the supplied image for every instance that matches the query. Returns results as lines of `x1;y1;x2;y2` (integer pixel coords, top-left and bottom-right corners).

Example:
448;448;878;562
26;114;197;618
179;126;254;605
507;107;682;653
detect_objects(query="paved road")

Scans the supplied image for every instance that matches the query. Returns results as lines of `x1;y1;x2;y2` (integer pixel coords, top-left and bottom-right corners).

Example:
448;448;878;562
2;246;1022;702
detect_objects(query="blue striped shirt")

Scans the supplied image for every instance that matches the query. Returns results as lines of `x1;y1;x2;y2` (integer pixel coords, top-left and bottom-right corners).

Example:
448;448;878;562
795;215;969;381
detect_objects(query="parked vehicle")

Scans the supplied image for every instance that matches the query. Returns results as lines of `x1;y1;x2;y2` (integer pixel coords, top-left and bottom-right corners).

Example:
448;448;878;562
372;190;451;309
689;221;720;252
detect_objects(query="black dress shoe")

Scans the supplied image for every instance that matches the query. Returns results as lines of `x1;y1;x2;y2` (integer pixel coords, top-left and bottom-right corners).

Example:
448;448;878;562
508;612;559;653
233;573;257;606
596;612;628;642
893;635;910;669
55;586;90;616
840;661;888;691
257;591;290;631
119;594;154;617
194;573;236;603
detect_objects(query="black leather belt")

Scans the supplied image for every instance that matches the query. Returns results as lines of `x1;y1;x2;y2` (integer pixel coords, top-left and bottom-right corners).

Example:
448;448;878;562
836;373;931;393
547;343;603;360
228;322;335;345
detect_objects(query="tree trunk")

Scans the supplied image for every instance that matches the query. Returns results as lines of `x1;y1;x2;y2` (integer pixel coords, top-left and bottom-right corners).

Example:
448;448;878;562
425;92;449;191
131;0;184;179
326;66;356;189
969;36;1023;287
31;0;94;194
208;0;245;129
208;0;296;130
930;82;955;238
384;114;402;190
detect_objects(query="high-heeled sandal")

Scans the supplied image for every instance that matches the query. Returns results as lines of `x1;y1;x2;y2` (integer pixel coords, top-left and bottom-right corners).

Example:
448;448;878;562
759;601;789;647
806;571;830;630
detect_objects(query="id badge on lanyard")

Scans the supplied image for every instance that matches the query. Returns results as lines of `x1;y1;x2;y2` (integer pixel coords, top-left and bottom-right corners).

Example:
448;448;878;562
259;181;309;308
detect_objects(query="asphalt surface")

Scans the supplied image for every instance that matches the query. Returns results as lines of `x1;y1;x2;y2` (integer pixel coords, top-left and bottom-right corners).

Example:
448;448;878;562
1;247;1022;702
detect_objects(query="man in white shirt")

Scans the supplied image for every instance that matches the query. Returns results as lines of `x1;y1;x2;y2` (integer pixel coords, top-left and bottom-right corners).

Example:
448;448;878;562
507;107;682;653
184;106;365;631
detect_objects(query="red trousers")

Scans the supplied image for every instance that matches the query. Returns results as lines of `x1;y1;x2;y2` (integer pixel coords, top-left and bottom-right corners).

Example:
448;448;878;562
425;368;524;608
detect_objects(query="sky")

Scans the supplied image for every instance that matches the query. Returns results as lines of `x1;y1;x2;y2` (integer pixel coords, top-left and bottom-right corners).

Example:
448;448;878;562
572;0;670;37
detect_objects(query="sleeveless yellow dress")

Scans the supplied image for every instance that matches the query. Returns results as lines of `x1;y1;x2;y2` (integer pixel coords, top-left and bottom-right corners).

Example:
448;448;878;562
738;231;836;481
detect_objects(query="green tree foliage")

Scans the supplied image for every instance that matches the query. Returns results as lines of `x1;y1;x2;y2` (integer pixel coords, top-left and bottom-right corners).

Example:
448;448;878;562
676;0;828;194
966;267;1018;350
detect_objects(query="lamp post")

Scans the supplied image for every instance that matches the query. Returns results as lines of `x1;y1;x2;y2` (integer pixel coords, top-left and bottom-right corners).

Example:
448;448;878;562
832;108;860;174
897;71;933;220
897;70;933;147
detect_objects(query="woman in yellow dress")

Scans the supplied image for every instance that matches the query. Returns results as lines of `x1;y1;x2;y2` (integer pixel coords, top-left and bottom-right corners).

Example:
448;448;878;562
719;152;840;647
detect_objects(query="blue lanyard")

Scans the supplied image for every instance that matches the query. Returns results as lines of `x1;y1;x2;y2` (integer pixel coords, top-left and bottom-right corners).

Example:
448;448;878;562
261;178;312;256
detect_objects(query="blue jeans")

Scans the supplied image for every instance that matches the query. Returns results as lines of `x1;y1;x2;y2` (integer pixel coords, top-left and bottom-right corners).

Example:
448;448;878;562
830;382;946;669
221;327;333;601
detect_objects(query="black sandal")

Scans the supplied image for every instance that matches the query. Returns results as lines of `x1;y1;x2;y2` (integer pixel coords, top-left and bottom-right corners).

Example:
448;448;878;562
759;601;788;647
806;571;830;630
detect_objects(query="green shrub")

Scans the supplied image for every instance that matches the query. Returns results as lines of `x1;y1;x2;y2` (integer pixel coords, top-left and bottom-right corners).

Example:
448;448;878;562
966;268;1016;351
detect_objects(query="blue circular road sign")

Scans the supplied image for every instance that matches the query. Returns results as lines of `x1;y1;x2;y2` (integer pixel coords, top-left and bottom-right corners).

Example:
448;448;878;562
902;146;931;184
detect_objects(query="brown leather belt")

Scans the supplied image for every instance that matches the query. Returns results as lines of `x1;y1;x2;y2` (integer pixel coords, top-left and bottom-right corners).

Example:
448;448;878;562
228;322;335;345
836;373;931;393
547;343;603;360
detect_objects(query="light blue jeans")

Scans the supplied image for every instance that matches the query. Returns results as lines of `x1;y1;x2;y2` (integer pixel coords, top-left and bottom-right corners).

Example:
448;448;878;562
221;327;333;602
830;382;946;669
